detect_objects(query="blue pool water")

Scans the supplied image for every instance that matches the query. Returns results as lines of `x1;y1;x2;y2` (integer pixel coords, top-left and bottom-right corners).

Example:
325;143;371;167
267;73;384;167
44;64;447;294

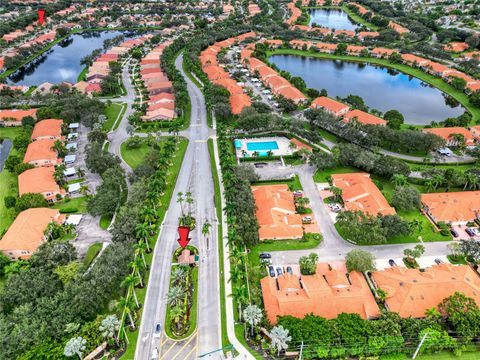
234;139;242;149
246;141;279;151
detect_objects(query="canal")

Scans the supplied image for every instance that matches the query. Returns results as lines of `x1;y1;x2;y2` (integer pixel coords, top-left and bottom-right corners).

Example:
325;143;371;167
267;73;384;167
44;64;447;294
269;55;464;125
8;30;137;86
309;8;358;30
0;139;12;172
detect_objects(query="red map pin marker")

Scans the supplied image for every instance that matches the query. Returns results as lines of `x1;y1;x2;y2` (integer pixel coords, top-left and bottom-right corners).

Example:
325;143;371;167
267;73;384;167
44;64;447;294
38;9;45;25
177;226;191;249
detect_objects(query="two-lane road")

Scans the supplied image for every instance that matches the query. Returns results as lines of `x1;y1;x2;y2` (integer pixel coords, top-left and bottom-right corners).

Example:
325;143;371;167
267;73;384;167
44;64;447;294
135;53;221;360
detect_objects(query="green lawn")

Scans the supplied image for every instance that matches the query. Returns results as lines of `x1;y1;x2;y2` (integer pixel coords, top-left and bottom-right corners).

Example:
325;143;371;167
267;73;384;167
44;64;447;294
0;127;22;234
99;214;112;230
267;49;480;123
52;196;88;214
120;143;151;169
252;174;304;191
313;166;358;183
121;139;188;359
103;102;126;132
83;243;103;267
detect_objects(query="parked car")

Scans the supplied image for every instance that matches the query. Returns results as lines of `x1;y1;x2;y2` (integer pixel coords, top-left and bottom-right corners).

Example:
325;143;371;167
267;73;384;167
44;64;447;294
261;258;272;265
268;266;275;277
466;228;475;237
302;216;312;224
434;258;443;265
276;267;283;276
293;190;303;197
259;252;271;259
286;266;293;275
388;259;396;267
450;229;459;238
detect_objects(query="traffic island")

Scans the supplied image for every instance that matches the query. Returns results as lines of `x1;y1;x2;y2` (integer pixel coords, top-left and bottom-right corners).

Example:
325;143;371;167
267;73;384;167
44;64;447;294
164;245;199;340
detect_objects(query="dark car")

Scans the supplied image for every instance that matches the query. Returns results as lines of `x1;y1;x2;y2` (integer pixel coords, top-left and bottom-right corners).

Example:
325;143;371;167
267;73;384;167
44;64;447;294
259;252;272;259
286;266;293;275
434;258;443;265
466;228;475;237
276;267;283;276
450;229;459;238
388;259;396;267
268;266;275;277
154;323;161;338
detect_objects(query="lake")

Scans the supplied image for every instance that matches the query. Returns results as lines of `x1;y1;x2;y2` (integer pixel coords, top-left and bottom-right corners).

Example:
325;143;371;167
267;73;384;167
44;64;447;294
8;30;137;86
269;55;464;125
0;139;12;172
309;8;358;30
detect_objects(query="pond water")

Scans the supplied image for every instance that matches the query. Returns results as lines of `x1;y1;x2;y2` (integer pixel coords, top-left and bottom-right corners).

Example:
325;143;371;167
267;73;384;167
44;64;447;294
269;55;464;125
8;30;137;86
308;8;358;30
0;139;12;172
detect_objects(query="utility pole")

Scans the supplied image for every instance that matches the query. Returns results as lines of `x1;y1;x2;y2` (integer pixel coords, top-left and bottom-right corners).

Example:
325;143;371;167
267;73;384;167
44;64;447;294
299;341;304;360
412;333;428;359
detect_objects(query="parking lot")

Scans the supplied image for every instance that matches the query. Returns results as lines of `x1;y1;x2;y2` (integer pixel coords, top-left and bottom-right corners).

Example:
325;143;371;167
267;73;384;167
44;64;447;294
451;224;480;240
375;255;450;270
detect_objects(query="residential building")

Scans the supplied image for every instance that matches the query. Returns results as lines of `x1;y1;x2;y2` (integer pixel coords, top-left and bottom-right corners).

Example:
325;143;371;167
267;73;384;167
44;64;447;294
0;109;37;126
261;262;380;324
371;264;480;318
444;42;469;52
0;208;65;260
343;109;387;126
251;184;317;240
421;191;480;225
18;166;65;202
310;96;350;117
23;139;59;167
31;119;63;141
331;172;396;216
422;127;475;147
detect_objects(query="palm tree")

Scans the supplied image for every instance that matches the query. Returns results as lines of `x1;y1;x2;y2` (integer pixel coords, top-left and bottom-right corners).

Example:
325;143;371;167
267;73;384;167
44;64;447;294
230;284;249;321
243;304;263;337
177;192;185;216
135;223;150;252
185;192;194;217
117;296;136;329
330;186;343;202
142;206;157;228
121;275;140;308
133;240;148;268
131;256;145;287
76;167;85;178
409;219;423;233
425;180;435;192
170;305;184;324
270;325;292;357
167;285;184;307
202;220;212;249
146;191;159;211
79;184;90;196
171;266;187;285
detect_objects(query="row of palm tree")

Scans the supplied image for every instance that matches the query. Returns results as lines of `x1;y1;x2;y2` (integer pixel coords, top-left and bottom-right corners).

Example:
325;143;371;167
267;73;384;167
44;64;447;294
166;265;193;335
116;137;180;339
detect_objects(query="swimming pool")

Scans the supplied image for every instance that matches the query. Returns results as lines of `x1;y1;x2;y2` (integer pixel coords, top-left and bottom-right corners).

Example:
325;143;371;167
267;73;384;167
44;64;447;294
246;141;279;151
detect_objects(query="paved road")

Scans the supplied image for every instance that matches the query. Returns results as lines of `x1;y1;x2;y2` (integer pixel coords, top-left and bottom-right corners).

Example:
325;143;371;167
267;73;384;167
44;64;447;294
135;53;221;360
107;58;136;173
257;163;452;266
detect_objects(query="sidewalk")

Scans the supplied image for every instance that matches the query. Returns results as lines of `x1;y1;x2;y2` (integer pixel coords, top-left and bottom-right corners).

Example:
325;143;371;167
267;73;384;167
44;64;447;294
211;129;256;360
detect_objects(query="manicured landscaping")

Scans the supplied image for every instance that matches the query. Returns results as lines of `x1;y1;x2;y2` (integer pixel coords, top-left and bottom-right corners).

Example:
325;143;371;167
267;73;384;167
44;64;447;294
252;174;303;191
164;246;199;340
267;49;480;123
120;138;188;359
99;214;112;230
51;196;88;214
103;102;127;132
120;142;151;169
313;166;358;183
83;242;103;267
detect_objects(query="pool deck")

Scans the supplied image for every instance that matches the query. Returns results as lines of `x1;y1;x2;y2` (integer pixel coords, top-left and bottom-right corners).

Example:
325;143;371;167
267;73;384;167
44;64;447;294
234;136;294;158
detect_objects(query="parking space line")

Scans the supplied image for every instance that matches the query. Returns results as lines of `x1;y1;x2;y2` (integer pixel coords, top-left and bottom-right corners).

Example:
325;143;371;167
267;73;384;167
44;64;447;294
181;343;198;360
159;341;177;359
